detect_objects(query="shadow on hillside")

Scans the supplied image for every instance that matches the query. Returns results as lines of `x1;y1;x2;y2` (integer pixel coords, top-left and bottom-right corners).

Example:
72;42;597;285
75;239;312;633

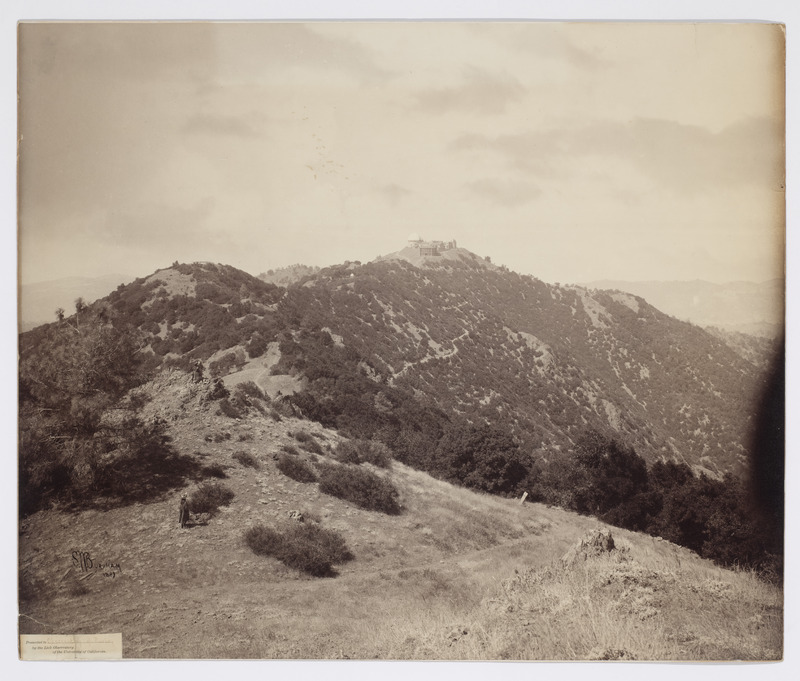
64;433;205;512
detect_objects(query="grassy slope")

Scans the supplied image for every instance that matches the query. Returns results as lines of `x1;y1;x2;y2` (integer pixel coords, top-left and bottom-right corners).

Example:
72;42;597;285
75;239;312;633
18;372;782;660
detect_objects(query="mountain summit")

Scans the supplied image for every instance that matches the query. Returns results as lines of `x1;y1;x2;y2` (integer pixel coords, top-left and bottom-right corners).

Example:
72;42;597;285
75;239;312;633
377;236;498;270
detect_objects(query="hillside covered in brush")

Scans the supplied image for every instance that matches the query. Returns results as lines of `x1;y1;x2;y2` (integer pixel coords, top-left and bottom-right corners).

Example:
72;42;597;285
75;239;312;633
21;254;770;480
19;253;783;584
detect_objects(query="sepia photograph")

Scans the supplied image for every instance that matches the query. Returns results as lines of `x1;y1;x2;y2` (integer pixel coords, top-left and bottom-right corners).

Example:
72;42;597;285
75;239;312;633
16;16;786;663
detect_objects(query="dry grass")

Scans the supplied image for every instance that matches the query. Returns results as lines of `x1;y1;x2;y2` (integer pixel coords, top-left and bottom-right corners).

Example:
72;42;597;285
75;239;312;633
18;374;783;660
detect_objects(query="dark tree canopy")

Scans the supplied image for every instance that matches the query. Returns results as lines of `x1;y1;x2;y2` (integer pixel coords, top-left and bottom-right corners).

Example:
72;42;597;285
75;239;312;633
433;422;530;496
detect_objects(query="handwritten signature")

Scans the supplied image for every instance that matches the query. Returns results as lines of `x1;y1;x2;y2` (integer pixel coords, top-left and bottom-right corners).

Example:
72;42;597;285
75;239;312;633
71;551;122;579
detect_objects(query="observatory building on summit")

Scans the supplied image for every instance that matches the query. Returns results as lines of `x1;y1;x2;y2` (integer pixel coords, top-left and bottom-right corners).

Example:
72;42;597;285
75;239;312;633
407;233;457;256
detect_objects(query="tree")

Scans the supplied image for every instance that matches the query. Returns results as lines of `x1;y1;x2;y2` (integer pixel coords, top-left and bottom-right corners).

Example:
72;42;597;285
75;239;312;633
433;421;530;495
646;475;720;553
19;307;150;512
568;430;649;524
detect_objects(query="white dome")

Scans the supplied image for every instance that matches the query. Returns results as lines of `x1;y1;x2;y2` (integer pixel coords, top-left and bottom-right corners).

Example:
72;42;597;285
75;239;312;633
408;232;422;242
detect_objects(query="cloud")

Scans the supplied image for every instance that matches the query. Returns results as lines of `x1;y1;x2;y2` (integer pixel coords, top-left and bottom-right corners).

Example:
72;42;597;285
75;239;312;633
450;132;564;178
102;199;216;249
376;184;412;204
451;116;784;194
466;23;608;71
215;24;394;85
183;114;258;137
414;68;524;115
465;179;541;206
19;23;217;84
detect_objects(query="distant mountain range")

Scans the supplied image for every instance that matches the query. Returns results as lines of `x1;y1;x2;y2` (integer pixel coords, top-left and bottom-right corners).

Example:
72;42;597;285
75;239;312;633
584;279;784;338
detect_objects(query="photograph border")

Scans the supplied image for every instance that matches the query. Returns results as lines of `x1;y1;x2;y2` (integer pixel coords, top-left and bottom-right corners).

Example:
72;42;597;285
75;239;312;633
5;1;797;680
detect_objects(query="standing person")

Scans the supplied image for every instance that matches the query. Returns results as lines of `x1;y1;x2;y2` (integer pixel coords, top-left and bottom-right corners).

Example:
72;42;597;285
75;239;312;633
179;494;191;528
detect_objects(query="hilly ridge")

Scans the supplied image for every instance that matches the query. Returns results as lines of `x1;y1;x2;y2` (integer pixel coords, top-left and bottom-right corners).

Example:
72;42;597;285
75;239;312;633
281;254;766;475
20;254;770;478
585;278;784;338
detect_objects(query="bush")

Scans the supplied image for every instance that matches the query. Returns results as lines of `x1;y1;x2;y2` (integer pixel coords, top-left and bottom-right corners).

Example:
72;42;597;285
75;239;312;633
318;463;401;514
218;398;244;419
297;522;353;564
247;333;269;359
281;444;300;456
291;429;313;443
334;439;392;468
271;399;296;419
244;522;353;577
188;482;235;515
232;450;259;469
235;380;266;401
276;453;318;483
291;430;324;455
301;439;324;455
231;382;268;415
209;348;246;378
202;463;228;479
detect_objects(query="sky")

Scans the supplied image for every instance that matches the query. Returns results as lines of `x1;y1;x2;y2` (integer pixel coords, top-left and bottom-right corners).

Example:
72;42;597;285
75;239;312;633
17;21;785;286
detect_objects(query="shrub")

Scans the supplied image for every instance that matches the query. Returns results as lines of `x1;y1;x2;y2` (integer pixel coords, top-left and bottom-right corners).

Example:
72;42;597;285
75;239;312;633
292;430;324;455
231;382;268;415
271;399;296;419
218;398;244;419
209;348;246;378
281;444;300;456
244;525;282;557
206;431;231;443
238;432;254;442
232;450;259;469
202;463;228;479
268;409;282;422
291;429;313;443
247;333;268;359
318;463;401;514
276;453;318;483
334;439;392;468
188;482;235;515
235;381;266;401
207;378;229;401
297;522;353;564
244;522;353;577
301;439;324;455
